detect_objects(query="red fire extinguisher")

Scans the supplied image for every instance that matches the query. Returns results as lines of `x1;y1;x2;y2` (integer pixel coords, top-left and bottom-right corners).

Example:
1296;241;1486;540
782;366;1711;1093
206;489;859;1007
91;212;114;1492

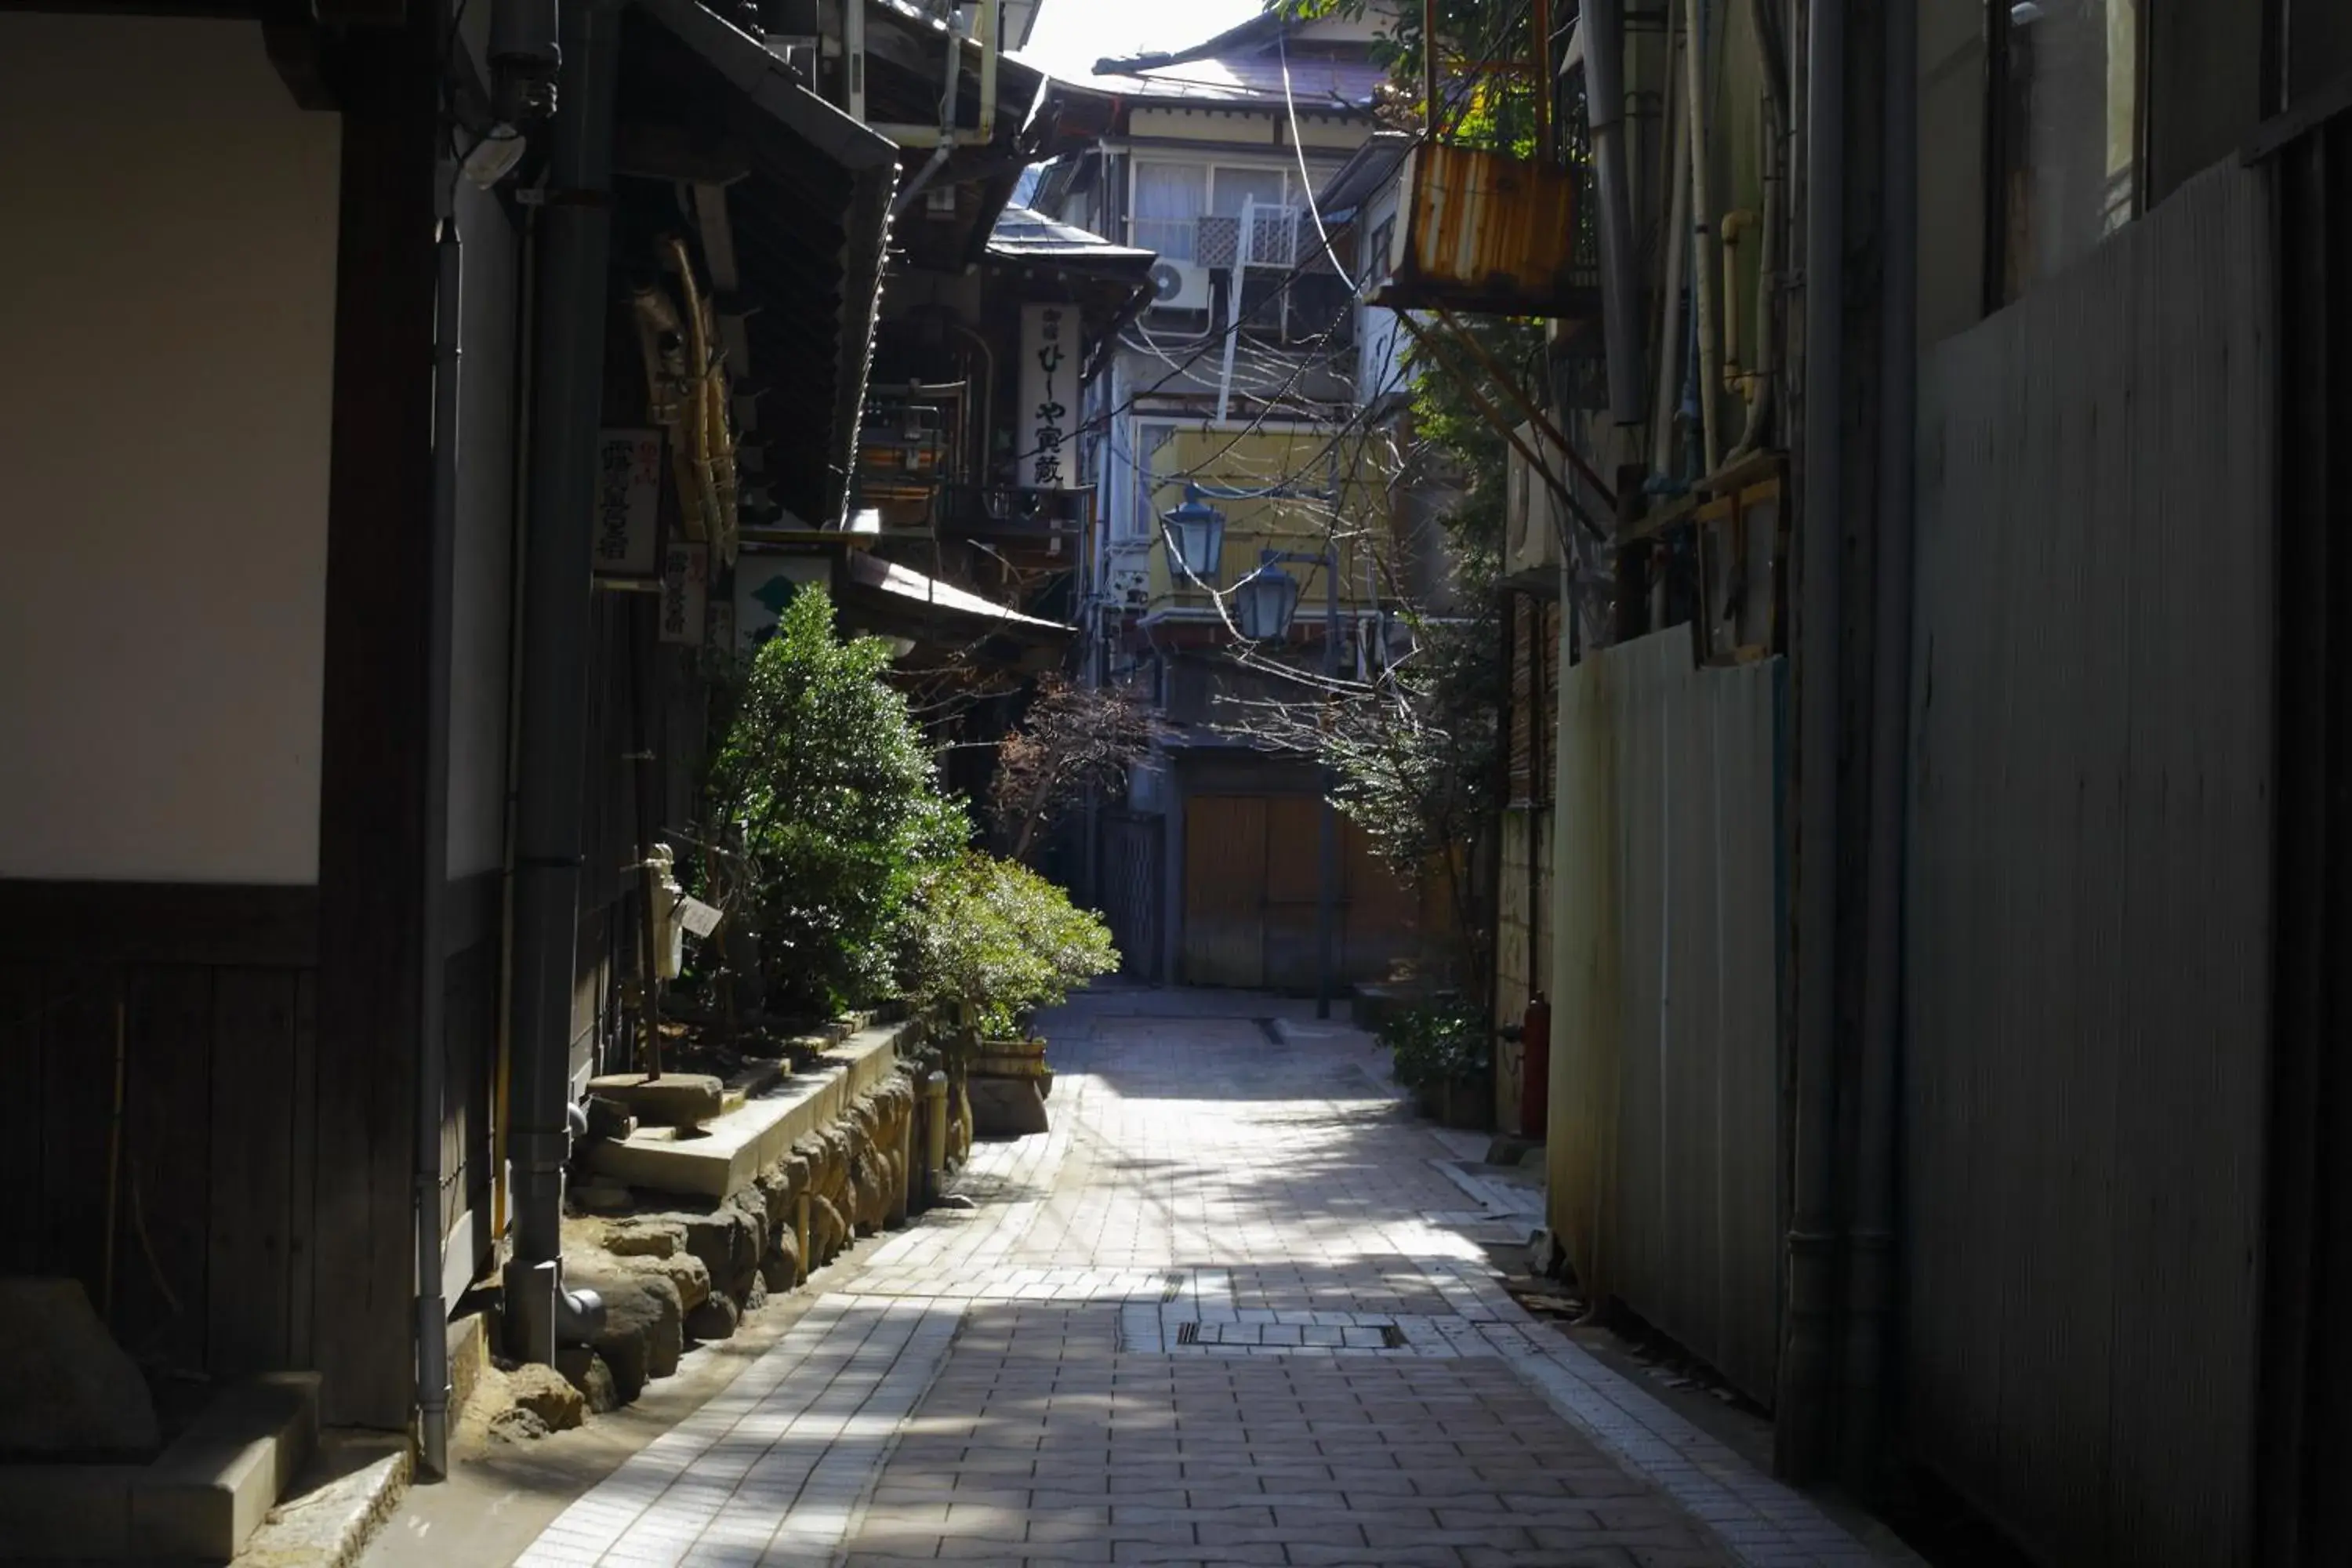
1519;992;1552;1141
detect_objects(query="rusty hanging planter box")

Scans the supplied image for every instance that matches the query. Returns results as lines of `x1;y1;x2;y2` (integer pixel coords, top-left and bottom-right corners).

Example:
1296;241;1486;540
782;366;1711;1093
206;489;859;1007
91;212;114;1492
1374;143;1594;318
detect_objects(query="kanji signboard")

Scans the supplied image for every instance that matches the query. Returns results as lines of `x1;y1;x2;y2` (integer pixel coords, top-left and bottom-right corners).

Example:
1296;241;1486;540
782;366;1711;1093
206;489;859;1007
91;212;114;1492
1018;303;1073;491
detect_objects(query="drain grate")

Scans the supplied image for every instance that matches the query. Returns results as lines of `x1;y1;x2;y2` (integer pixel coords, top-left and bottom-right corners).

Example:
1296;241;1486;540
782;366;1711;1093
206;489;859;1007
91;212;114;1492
1162;1272;1188;1302
1380;1323;1410;1349
1175;1322;1202;1345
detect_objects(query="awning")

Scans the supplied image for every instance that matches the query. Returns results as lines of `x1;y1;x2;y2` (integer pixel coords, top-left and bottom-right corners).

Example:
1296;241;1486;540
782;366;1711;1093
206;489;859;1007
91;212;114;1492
623;0;902;528
842;550;1071;633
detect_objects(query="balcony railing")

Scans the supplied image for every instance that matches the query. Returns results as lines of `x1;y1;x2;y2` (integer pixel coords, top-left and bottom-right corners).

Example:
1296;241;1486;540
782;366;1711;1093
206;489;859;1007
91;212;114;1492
1131;207;1341;276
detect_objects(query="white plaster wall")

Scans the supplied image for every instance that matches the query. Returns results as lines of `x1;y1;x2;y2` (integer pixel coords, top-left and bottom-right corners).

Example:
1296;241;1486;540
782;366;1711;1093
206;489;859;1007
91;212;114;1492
0;16;340;883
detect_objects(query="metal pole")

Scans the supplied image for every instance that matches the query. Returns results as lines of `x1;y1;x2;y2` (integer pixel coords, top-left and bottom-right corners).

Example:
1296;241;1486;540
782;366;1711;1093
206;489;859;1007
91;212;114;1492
1317;548;1339;1019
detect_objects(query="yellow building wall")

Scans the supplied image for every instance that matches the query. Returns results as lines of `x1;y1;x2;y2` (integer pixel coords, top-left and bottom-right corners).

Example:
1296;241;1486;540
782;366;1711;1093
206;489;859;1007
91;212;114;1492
1143;425;1392;618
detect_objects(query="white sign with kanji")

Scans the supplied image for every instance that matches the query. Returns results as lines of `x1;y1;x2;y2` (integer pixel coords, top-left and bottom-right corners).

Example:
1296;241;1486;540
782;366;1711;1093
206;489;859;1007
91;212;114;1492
592;430;662;577
1018;303;1073;491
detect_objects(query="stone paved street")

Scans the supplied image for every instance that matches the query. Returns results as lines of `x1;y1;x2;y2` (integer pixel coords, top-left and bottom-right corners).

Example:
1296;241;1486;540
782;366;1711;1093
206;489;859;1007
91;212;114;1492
511;992;1884;1568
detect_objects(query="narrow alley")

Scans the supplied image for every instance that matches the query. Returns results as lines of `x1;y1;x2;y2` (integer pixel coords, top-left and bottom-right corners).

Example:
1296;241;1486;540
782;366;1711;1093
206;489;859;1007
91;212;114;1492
372;993;1885;1568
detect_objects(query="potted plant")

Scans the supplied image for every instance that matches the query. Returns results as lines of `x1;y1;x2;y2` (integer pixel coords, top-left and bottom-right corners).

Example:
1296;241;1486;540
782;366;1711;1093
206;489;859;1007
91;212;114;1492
1380;998;1493;1130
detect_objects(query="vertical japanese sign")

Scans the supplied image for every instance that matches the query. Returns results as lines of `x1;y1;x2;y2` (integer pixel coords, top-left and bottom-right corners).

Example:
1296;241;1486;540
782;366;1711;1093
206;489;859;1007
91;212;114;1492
659;540;708;647
1018;303;1072;490
593;430;662;577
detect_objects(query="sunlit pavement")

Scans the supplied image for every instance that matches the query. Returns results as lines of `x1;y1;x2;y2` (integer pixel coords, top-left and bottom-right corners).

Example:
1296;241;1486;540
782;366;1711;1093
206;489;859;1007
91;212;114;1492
510;989;1879;1568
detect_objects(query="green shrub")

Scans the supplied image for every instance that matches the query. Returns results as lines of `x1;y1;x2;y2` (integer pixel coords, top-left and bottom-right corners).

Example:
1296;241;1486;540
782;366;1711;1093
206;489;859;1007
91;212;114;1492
902;851;1119;1038
1379;997;1490;1090
706;586;967;1017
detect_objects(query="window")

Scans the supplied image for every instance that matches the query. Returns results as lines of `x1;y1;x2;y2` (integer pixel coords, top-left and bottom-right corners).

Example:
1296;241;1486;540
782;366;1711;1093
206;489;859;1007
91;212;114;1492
1131;163;1204;261
1129;161;1338;273
1992;0;2141;303
1210;167;1286;217
1123;423;1178;541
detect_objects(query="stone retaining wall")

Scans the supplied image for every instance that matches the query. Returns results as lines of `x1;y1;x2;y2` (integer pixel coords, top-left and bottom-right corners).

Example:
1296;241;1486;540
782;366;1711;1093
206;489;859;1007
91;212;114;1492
542;1018;933;1414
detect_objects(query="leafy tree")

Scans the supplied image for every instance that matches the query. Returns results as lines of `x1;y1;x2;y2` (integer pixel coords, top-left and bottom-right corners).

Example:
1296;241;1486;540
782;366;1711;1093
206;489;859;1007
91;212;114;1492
987;675;1160;864
901;851;1119;1038
706;586;967;1017
1276;0;1552;154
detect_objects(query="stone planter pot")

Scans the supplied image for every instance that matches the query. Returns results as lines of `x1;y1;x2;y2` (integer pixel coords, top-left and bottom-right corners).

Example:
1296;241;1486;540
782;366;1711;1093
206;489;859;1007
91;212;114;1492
970;1036;1051;1099
1413;1075;1489;1131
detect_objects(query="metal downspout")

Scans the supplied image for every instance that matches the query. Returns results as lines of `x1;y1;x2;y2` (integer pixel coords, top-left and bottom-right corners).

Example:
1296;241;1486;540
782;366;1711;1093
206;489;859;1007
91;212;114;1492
1846;0;1915;1494
1725;0;1790;462
1649;40;1690;474
1779;0;1845;1483
506;0;622;1367
1682;0;1724;471
416;195;462;1484
1581;0;1646;430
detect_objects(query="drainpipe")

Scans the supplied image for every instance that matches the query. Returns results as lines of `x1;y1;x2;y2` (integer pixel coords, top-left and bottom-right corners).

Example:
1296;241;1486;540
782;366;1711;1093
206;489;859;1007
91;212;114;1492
506;0;622;1368
1581;0;1645;430
892;7;966;218
1648;46;1690;474
1682;0;1724;472
1846;0;1915;1494
415;191;463;1483
1780;0;1846;1484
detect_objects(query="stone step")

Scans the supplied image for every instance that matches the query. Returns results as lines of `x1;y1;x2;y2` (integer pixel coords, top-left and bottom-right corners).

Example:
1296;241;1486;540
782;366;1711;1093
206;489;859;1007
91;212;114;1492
0;1371;322;1563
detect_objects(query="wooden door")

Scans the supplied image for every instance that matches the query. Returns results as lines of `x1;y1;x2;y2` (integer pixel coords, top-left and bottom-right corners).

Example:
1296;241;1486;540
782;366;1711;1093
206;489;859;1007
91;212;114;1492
1261;796;1323;985
1182;795;1265;986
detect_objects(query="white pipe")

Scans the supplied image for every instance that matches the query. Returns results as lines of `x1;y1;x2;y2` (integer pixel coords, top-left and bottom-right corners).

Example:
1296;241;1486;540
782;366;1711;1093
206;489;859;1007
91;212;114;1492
1682;0;1723;472
891;8;966;216
1215;198;1250;423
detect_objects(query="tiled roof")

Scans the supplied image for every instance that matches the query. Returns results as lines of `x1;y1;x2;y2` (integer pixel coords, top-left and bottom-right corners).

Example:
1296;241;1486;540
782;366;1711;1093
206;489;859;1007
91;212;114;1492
988;205;1155;264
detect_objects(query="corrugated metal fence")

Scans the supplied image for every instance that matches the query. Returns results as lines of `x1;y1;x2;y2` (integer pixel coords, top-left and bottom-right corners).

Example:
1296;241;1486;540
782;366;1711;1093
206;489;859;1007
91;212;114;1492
1548;632;1784;1404
1903;158;2275;1568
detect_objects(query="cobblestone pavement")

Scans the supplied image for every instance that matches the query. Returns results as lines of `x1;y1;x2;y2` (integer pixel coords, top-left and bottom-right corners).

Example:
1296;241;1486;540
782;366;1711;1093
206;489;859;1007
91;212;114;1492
514;992;1880;1568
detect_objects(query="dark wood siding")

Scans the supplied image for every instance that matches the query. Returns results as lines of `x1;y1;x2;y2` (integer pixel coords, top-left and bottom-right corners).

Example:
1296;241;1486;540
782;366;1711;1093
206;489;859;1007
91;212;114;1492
1904;158;2273;1568
0;950;317;1385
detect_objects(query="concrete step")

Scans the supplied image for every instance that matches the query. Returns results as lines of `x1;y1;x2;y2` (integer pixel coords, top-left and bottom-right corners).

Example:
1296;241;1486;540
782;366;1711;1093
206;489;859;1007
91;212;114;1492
229;1431;410;1568
0;1371;321;1563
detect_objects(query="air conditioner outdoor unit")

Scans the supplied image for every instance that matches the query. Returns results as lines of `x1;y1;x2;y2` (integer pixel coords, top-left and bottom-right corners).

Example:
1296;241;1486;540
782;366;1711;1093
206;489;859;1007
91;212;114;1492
1505;420;1567;581
1146;258;1211;310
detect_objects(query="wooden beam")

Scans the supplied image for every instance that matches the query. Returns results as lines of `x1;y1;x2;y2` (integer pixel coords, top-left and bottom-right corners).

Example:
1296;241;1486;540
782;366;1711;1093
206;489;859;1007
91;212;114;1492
311;9;439;1432
615;124;753;187
0;881;318;967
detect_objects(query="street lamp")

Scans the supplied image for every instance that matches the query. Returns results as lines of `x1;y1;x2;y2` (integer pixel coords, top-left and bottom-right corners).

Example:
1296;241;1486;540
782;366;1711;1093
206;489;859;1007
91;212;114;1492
1160;490;1225;579
1244;546;1344;1020
1233;562;1303;641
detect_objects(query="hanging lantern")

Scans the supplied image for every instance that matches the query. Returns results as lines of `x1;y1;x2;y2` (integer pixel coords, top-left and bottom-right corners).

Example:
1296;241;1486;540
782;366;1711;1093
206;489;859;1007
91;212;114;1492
1161;494;1226;578
1234;562;1303;641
